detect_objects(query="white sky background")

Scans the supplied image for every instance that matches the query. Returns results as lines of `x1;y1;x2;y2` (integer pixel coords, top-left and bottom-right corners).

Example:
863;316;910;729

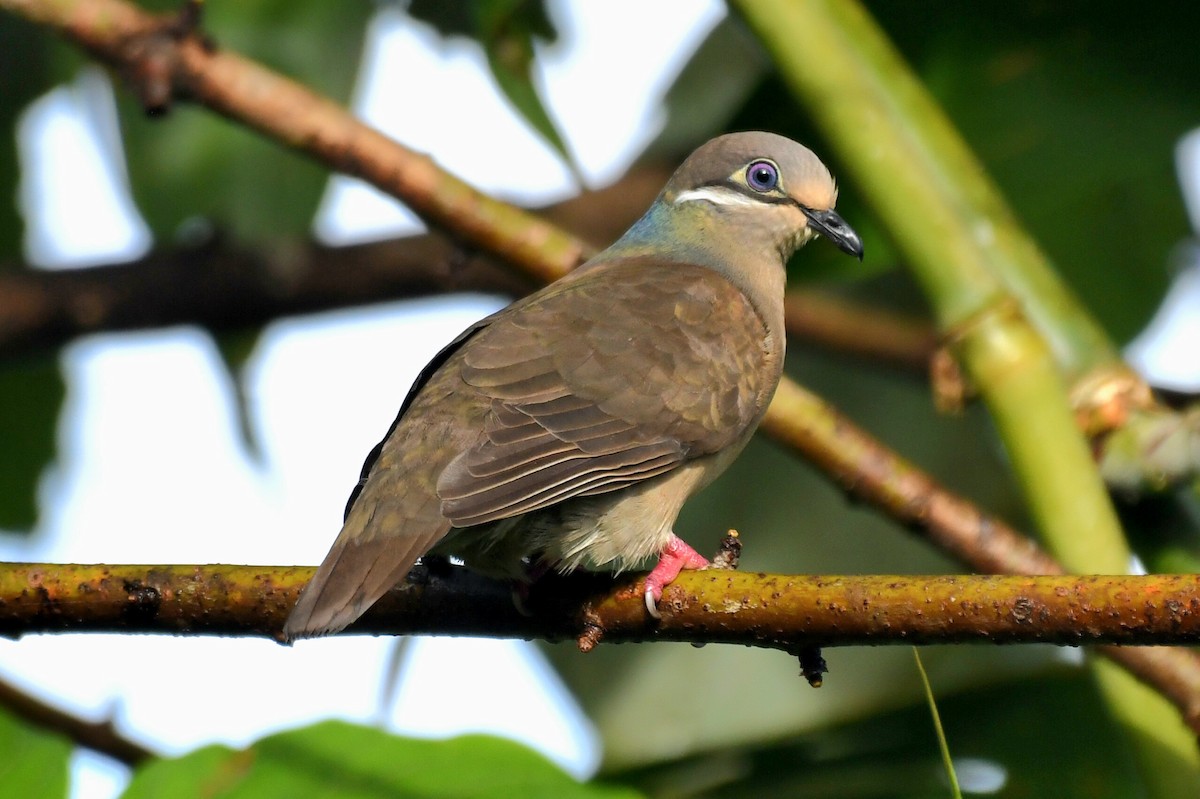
2;3;1200;799
0;3;726;798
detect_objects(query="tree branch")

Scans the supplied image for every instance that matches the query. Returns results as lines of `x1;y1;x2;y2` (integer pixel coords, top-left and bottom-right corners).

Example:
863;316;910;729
0;168;932;372
4;563;1200;650
0;233;532;357
783;291;937;373
0;675;151;766
2;0;590;283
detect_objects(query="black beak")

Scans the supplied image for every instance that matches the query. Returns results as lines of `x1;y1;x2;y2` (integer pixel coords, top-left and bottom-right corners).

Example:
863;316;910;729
803;207;864;261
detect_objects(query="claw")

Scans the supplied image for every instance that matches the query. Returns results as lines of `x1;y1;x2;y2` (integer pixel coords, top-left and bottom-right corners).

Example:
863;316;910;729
642;534;709;619
645;587;662;620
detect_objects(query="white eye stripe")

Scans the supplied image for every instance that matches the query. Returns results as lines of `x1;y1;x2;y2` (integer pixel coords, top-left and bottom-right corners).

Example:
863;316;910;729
672;186;764;207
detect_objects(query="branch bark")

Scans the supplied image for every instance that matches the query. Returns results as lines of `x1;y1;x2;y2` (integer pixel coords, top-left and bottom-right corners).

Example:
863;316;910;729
5;563;1200;650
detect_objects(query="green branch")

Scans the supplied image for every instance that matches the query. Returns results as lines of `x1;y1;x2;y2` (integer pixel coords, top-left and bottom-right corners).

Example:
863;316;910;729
732;0;1200;792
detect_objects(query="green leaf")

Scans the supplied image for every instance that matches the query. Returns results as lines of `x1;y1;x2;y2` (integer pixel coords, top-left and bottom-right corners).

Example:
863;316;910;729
0;356;65;532
862;2;1193;341
213;329;267;465
122;722;643;799
409;0;580;179
116;0;371;243
0;14;53;264
0;703;72;799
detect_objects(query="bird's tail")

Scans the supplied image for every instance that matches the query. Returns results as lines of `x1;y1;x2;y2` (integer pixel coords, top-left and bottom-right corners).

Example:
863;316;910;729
283;523;446;641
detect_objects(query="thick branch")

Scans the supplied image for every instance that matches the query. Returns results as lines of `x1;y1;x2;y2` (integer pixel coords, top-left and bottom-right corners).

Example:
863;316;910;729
4;563;1200;650
765;379;1200;731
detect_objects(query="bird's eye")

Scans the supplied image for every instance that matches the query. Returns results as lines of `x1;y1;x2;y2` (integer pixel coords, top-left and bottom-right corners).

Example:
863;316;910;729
746;160;779;192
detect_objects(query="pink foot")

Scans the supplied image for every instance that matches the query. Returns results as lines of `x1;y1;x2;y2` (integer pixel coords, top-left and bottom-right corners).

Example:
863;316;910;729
644;534;709;619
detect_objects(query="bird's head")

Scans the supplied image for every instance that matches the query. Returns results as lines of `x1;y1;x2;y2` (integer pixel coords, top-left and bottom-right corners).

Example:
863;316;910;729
662;131;863;263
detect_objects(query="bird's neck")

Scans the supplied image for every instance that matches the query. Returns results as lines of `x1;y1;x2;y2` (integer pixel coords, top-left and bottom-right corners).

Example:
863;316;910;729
597;200;790;336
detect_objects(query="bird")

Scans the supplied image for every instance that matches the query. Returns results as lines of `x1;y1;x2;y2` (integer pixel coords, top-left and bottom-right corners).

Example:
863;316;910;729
284;131;863;640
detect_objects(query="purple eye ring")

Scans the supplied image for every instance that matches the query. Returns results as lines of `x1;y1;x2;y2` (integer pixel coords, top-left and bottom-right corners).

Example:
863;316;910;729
746;160;779;192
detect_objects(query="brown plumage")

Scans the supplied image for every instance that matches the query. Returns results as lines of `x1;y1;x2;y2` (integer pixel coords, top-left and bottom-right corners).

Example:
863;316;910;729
284;132;862;639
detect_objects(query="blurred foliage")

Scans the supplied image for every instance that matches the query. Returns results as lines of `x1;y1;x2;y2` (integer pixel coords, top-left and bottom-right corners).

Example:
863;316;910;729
214;329;268;466
771;3;1191;342
611;672;1142;798
0;8;87;265
122;722;643;799
409;0;580;176
877;1;1194;343
0;14;47;264
114;0;371;243
0;704;70;799
0;356;64;531
1118;489;1200;574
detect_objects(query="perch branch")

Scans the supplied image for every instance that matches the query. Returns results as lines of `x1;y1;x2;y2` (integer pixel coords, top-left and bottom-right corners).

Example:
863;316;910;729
4;563;1200;650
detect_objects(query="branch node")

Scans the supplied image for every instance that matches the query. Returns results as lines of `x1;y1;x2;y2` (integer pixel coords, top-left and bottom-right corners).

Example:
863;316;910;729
711;529;742;571
576;608;606;653
121;579;162;622
119;0;214;115
795;645;828;688
930;347;970;414
1070;364;1156;437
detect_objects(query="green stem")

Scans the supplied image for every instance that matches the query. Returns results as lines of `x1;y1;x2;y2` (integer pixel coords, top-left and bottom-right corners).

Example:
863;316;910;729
913;649;962;799
734;0;1121;382
733;0;1200;791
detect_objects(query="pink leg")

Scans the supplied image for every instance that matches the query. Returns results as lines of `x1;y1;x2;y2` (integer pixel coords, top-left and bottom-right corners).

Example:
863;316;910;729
644;534;709;618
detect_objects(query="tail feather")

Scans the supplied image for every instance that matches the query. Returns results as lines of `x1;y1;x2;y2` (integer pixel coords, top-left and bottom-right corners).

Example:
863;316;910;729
283;527;446;641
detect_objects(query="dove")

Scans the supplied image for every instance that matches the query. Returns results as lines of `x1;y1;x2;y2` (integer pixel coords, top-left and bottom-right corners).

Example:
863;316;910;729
285;131;862;639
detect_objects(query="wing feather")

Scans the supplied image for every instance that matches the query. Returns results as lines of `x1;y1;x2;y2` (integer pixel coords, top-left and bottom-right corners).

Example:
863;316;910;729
436;259;775;527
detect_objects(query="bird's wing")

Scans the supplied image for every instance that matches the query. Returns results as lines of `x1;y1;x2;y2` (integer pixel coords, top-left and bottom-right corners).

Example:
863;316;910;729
284;259;774;640
437;258;775;526
341;312;496;521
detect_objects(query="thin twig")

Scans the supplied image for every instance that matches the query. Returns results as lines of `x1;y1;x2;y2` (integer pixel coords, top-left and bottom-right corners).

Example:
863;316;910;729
0;675;152;765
